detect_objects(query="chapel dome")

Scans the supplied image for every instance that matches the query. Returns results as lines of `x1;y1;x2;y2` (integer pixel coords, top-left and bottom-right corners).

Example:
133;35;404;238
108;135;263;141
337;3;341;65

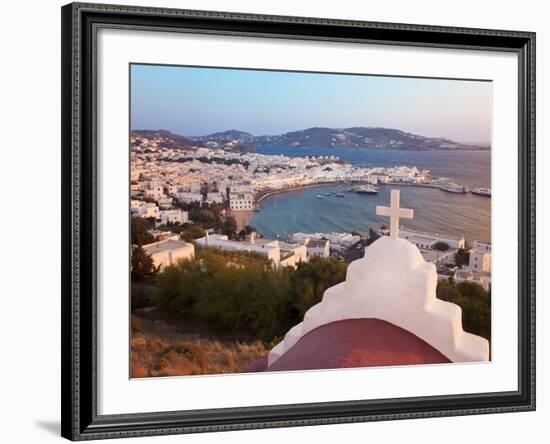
246;318;451;373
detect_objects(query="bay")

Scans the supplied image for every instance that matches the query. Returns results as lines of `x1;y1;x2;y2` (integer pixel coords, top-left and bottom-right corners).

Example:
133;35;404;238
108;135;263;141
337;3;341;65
250;147;491;243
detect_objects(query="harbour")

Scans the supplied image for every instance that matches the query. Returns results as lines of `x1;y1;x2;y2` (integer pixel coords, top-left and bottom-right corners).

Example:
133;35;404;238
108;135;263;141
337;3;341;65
249;148;491;243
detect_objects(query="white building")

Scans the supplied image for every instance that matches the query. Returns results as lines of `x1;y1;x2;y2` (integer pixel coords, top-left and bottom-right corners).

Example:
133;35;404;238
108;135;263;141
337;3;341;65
454;269;491;291
468;241;492;273
139;180;165;200
388;166;419;183
368;172;390;184
230;180;253;193
142;239;195;270
144;187;164;201
206;192;225;204
157;196;173;210
196;233;306;268
196;233;280;264
230;192;254;211
279;242;308;268
292;232;360;251
175;192;203;204
472;240;491;253
158;209;189;225
399;228;466;250
132;202;160;219
305;239;331;259
131;199;144;210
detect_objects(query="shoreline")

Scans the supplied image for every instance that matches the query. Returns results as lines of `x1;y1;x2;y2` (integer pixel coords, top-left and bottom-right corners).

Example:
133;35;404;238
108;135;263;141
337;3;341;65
255;182;341;204
253;180;488;207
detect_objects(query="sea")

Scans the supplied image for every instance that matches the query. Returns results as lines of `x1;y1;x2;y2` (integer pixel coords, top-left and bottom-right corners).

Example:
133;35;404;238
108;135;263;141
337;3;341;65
250;147;491;243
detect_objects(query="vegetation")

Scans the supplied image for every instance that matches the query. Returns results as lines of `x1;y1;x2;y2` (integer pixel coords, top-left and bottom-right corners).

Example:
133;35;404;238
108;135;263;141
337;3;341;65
153;251;347;341
433;241;450;251
366;227;380;246
436;280;491;340
131;245;159;284
173;201;226;228
131;316;267;377
237;225;256;240
180;224;207;242
131;216;155;245
454;248;470;268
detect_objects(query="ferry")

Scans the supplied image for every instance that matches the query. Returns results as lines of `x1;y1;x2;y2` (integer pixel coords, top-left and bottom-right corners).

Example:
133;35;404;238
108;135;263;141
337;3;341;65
354;185;379;194
471;187;491;197
440;182;469;194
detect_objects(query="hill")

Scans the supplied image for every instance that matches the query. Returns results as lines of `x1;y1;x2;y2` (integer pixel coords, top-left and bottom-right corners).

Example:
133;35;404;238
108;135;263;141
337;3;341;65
131;127;490;151
254;127;488;150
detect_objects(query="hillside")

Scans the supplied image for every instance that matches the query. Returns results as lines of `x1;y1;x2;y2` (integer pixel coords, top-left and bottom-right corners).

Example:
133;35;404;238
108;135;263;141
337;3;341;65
254;127;488;150
131;127;489;151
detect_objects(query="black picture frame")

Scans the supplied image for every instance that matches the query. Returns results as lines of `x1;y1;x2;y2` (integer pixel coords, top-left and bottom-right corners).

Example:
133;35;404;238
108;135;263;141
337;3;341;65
61;2;536;440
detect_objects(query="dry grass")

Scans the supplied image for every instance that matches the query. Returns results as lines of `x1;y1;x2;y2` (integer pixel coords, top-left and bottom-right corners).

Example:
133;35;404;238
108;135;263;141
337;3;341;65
130;322;268;378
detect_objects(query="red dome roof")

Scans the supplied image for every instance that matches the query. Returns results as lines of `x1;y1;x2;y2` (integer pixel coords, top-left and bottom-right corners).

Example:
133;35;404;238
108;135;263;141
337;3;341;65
247;318;450;373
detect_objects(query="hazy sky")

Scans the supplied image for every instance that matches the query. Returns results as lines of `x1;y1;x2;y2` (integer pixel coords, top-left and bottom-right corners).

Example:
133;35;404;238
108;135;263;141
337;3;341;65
130;64;492;145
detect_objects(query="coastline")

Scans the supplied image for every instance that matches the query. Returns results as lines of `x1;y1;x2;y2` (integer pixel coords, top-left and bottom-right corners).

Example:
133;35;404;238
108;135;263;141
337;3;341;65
256;182;341;204
253;180;486;207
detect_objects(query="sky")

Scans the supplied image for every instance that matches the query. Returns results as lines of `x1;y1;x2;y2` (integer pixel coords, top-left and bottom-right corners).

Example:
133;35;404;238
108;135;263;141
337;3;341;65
130;64;492;145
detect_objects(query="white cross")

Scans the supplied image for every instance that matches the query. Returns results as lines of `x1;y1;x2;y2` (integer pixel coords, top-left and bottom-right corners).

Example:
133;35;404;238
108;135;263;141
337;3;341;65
376;189;414;239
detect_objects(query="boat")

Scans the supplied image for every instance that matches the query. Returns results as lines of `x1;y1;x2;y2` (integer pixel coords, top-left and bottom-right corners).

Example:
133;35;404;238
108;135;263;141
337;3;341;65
354;185;378;194
471;187;491;197
317;194;324;199
335;192;345;197
440;182;469;194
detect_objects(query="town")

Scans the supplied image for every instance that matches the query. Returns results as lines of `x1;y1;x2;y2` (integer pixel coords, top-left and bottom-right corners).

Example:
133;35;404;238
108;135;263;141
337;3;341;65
131;132;491;290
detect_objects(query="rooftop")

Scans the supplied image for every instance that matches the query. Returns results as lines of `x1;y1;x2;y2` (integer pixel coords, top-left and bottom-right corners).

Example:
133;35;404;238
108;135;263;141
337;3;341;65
307;239;329;248
143;239;193;254
247;319;451;372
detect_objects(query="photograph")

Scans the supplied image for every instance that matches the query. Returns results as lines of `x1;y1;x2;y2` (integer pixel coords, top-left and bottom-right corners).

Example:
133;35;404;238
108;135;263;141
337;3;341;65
129;64;493;378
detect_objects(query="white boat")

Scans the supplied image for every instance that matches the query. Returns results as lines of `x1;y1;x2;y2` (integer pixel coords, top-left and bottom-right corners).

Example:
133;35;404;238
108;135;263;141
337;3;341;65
317;194;324;199
354;185;378;194
440;182;469;194
472;187;491;197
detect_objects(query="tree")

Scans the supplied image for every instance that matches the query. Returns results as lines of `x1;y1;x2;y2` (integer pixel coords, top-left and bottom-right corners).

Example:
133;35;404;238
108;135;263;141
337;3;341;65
366;228;380;246
455;281;489;302
242;225;256;235
436;280;491;340
180;224;206;242
152;250;348;342
433;241;449;251
238;225;257;240
286;258;347;322
131;245;159;283
455;248;470;268
461;298;491;340
131;217;155;245
222;217;238;238
436;280;462;302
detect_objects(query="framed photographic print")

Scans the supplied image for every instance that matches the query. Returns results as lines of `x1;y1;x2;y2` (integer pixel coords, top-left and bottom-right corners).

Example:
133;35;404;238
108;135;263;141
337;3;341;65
61;2;536;440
